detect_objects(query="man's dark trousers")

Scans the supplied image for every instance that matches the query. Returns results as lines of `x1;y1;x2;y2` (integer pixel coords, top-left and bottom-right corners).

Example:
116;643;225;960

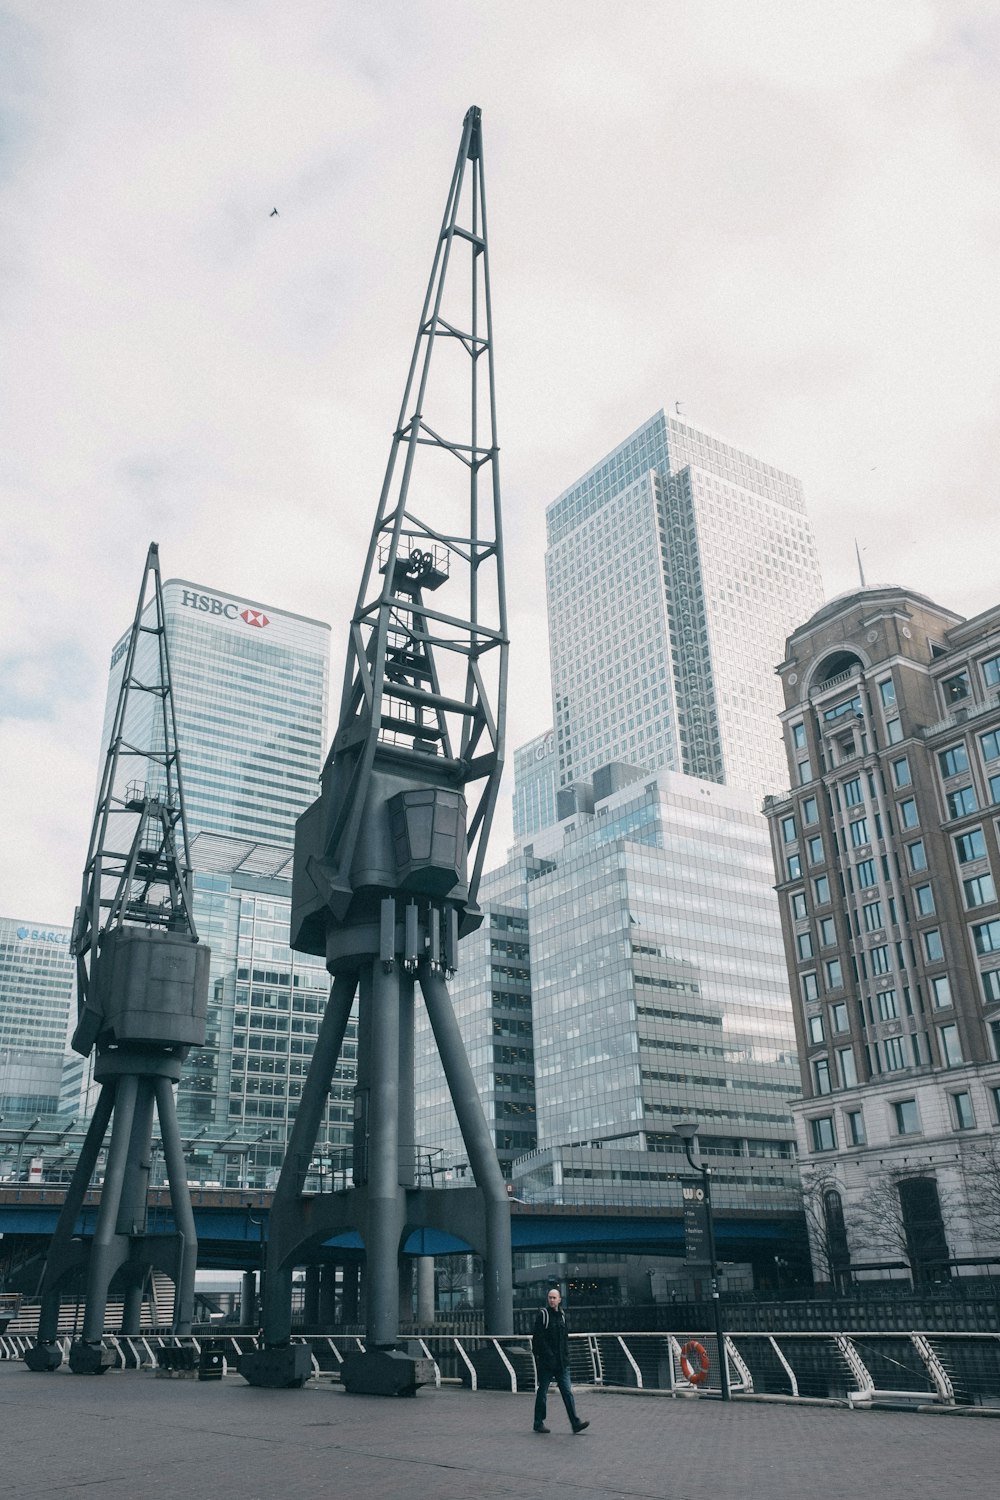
534;1364;581;1428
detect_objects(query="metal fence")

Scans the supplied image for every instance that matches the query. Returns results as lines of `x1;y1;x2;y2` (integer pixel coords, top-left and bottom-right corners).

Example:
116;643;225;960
2;1328;999;1409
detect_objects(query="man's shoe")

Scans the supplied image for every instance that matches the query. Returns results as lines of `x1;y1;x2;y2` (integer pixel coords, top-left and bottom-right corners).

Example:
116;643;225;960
533;1423;550;1433
572;1420;590;1433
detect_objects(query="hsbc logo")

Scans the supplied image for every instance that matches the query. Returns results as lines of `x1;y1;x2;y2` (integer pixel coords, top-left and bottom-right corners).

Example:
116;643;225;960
180;591;269;628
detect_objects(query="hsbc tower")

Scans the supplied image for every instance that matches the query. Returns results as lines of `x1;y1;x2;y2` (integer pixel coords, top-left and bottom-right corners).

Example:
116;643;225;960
93;579;341;1178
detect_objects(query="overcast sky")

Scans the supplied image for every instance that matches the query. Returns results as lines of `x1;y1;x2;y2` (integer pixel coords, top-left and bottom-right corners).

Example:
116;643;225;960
2;1;998;923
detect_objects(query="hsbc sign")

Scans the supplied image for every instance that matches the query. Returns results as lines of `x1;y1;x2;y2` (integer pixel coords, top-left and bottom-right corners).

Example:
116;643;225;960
181;591;269;629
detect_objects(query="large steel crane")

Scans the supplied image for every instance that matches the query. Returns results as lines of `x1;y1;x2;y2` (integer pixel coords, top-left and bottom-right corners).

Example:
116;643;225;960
25;544;210;1374
240;105;510;1393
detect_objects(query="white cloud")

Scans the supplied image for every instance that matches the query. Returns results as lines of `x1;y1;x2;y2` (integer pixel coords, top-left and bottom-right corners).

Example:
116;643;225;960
2;0;999;916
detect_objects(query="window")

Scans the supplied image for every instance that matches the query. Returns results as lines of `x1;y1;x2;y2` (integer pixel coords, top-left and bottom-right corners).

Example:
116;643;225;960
943;671;970;704
893;1098;920;1134
843;777;863;807
863;900;884;932
836;1047;857;1088
981;730;1000;763
914;884;935;916
955;828;986;863
846;1109;866;1145
922;929;944;962
938;1022;963;1067
856;859;877;888
797;931;814;961
811;1116;836;1152
993;1084;1000;1121
825;958;844;989
801;972;820;1002
952;1091;975;1130
939;743;970;778
989;773;1000;805
974;919;1000;955
877;989;898;1021
871;944;892;974
907;840;927;872
879;679;896;708
802;795;819;825
791;722;806;750
964;873;996;909
992;1023;1000;1063
831;1001;849;1033
798;758;813;786
886;719;903;745
808;1015;825;1045
813;1058;832;1095
946;785;977;818
883;1037;906;1070
807;835;824;864
983;655;1000;689
899;798;919;829
790;891;808;920
819;916;837;946
981;968;1000;1003
850;817;870;848
786;853;802;879
813;875;831;904
891;757;911;788
781;815;797;844
930;975;952;1009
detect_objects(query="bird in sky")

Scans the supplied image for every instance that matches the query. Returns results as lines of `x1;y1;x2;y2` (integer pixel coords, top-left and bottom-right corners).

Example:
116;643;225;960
270;208;279;217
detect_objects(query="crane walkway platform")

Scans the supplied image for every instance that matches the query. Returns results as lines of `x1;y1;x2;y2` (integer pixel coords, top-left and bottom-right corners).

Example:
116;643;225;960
1;1360;996;1500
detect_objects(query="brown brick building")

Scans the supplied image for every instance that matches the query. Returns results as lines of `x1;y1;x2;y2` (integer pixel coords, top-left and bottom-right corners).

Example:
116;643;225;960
765;586;1000;1284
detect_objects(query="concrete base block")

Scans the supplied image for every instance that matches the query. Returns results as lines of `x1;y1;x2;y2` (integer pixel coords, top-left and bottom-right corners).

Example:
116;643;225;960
341;1348;435;1397
68;1340;116;1375
238;1343;313;1388
24;1343;63;1373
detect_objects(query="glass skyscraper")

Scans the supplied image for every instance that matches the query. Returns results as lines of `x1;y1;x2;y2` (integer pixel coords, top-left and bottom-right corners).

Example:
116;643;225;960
102;578;330;845
512;729;558;841
0;916;75;1124
94;576;338;1183
545;410;824;805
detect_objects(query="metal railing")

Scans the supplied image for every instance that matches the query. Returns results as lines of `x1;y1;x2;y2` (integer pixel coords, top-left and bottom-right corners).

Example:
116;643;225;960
3;1328;999;1408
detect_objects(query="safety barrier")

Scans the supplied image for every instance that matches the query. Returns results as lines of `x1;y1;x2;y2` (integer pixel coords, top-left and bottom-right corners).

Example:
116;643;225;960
2;1329;998;1408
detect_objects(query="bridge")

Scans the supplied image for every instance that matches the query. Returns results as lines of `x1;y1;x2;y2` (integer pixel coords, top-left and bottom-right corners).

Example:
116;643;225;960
0;1185;806;1277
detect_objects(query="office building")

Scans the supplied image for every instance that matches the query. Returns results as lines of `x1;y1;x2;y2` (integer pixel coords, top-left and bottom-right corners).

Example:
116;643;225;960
419;767;803;1232
512;729;557;841
102;578;330;846
545;410;824;805
765;586;1000;1283
0;917;75;1124
95;577;339;1180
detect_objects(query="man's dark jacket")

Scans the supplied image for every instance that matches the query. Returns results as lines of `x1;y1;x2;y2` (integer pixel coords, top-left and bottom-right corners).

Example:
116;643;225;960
532;1304;570;1371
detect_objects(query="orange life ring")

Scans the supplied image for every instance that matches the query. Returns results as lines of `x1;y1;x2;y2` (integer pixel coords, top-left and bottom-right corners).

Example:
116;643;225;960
679;1339;710;1385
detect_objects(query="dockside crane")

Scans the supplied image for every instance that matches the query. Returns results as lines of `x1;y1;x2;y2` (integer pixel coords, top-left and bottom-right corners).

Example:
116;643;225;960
25;544;210;1374
240;105;511;1394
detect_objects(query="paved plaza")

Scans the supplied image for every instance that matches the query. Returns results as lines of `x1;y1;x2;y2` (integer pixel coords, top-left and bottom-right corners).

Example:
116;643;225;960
1;1362;996;1500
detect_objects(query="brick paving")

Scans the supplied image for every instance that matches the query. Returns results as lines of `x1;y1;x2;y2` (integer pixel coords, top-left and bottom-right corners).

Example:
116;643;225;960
0;1363;996;1500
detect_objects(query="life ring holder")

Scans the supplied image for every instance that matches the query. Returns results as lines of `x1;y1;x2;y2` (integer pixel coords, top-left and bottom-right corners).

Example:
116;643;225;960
679;1339;710;1385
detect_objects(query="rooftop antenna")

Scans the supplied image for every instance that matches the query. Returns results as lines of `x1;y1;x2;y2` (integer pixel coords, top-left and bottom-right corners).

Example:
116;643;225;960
855;539;868;589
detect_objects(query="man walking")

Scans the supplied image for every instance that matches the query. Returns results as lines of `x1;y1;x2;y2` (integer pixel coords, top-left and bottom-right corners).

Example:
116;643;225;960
531;1286;589;1434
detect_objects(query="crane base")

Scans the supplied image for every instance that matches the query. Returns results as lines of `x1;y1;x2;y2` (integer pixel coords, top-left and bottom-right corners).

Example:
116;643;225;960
239;1343;313;1388
24;1342;63;1373
341;1348;434;1396
69;1340;116;1375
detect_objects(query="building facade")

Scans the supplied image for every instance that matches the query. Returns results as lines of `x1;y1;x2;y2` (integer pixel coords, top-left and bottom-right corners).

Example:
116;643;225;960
765;587;1000;1283
545;410;824;805
0;917;75;1128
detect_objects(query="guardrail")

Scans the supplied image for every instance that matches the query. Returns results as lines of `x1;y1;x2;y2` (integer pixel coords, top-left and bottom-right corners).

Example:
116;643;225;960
2;1329;998;1409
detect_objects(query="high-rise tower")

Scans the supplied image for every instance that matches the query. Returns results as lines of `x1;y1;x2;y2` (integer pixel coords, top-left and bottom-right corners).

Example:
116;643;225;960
545;410;824;804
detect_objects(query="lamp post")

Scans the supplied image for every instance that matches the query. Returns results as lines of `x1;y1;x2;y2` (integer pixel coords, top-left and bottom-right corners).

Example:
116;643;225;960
673;1120;730;1401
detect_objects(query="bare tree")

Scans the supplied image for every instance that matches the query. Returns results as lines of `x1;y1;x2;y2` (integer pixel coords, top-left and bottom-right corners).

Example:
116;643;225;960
847;1169;958;1282
799;1170;851;1288
962;1139;1000;1250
